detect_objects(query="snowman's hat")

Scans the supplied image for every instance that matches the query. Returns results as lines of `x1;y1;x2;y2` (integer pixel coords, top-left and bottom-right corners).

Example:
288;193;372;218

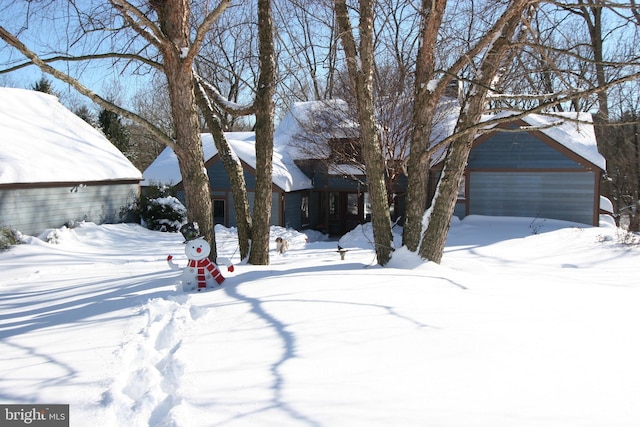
179;222;201;243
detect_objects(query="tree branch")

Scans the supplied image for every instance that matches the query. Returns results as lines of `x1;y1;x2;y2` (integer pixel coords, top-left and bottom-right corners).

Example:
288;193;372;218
0;52;163;75
0;24;174;149
194;72;255;116
109;0;166;47
189;0;232;63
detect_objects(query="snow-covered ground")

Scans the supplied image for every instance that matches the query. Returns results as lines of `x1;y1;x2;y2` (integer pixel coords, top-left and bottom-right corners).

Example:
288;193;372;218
1;216;639;426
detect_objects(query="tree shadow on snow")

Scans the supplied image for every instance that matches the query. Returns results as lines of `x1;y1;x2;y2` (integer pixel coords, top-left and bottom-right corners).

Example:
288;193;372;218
0;269;178;341
218;261;446;426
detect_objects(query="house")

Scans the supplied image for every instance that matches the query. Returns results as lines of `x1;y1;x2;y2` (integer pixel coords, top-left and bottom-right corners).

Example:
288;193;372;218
273;99;389;235
0;87;142;236
143;101;606;236
142;132;313;229
431;111;606;226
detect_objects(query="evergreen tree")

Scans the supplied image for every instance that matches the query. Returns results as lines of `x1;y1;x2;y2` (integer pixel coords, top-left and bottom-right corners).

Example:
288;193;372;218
74;105;94;126
30;76;56;95
98;107;130;154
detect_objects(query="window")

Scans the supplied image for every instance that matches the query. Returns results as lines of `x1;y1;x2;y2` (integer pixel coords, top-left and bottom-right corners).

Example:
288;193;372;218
213;199;225;225
457;176;466;199
347;193;359;215
329;192;339;219
364;192;371;220
301;195;309;225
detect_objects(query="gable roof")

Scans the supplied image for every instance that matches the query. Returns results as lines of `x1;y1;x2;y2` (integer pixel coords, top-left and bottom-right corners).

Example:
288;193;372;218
479;111;606;170
274;99;358;161
142;132;313;192
0;87;142;185
143;101;605;191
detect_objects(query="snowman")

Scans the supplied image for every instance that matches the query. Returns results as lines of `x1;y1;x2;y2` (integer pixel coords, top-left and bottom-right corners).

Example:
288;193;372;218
167;223;231;292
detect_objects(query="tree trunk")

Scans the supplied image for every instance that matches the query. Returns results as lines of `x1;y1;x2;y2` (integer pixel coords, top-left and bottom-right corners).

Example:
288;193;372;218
403;0;447;252
248;0;276;265
419;2;527;263
335;0;393;265
194;79;252;260
151;0;216;259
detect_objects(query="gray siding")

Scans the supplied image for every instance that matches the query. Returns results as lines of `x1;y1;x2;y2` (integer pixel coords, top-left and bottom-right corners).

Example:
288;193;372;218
453;202;466;219
283;192;303;229
469;171;596;224
178;160;282;228
208;161;257;190
270;193;280;226
469;131;583;169
0;182;140;235
220;192;281;227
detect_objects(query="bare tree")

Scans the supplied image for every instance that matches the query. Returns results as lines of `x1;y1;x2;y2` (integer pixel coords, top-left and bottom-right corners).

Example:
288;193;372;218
273;0;341;103
0;0;232;261
402;0;447;252
334;0;394;265
194;76;253;260
419;1;534;263
248;0;277;265
195;2;258;131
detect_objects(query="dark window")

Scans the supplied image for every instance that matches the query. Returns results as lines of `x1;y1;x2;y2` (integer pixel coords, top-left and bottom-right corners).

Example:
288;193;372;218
213;199;225;225
301;195;310;226
329;192;339;219
347;193;359;215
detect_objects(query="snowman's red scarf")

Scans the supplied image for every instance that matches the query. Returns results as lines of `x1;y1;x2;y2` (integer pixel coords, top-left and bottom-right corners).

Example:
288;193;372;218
188;258;225;288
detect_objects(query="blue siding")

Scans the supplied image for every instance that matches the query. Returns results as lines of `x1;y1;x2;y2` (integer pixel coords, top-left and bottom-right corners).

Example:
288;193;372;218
0;183;139;235
325;175;363;191
453;202;466;219
469;132;582;169
177;160;283;228
270;193;280;226
303;162;364;191
219;192;281;227
284;192;303;229
469;171;595;224
207;161;256;190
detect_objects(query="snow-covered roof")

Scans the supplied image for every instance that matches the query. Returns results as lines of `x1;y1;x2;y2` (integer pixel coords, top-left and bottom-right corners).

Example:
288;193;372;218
480;111;606;170
144;101;605;192
275;99;462;165
274;99;359;160
0;87;142;184
143;132;313;192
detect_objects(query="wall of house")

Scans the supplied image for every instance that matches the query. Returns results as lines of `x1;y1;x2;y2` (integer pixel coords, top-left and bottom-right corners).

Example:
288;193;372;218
243;192;281;227
461;130;600;225
469;131;585;169
283;191;304;230
177;189;283;229
176;160;282;228
207;159;257;190
0;182;140;236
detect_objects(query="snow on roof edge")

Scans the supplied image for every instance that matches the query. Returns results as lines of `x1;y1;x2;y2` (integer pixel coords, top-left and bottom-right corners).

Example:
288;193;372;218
142;133;313;192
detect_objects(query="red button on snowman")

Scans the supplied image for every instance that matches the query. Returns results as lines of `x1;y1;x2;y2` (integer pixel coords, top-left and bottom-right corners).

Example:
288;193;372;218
167;222;233;292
